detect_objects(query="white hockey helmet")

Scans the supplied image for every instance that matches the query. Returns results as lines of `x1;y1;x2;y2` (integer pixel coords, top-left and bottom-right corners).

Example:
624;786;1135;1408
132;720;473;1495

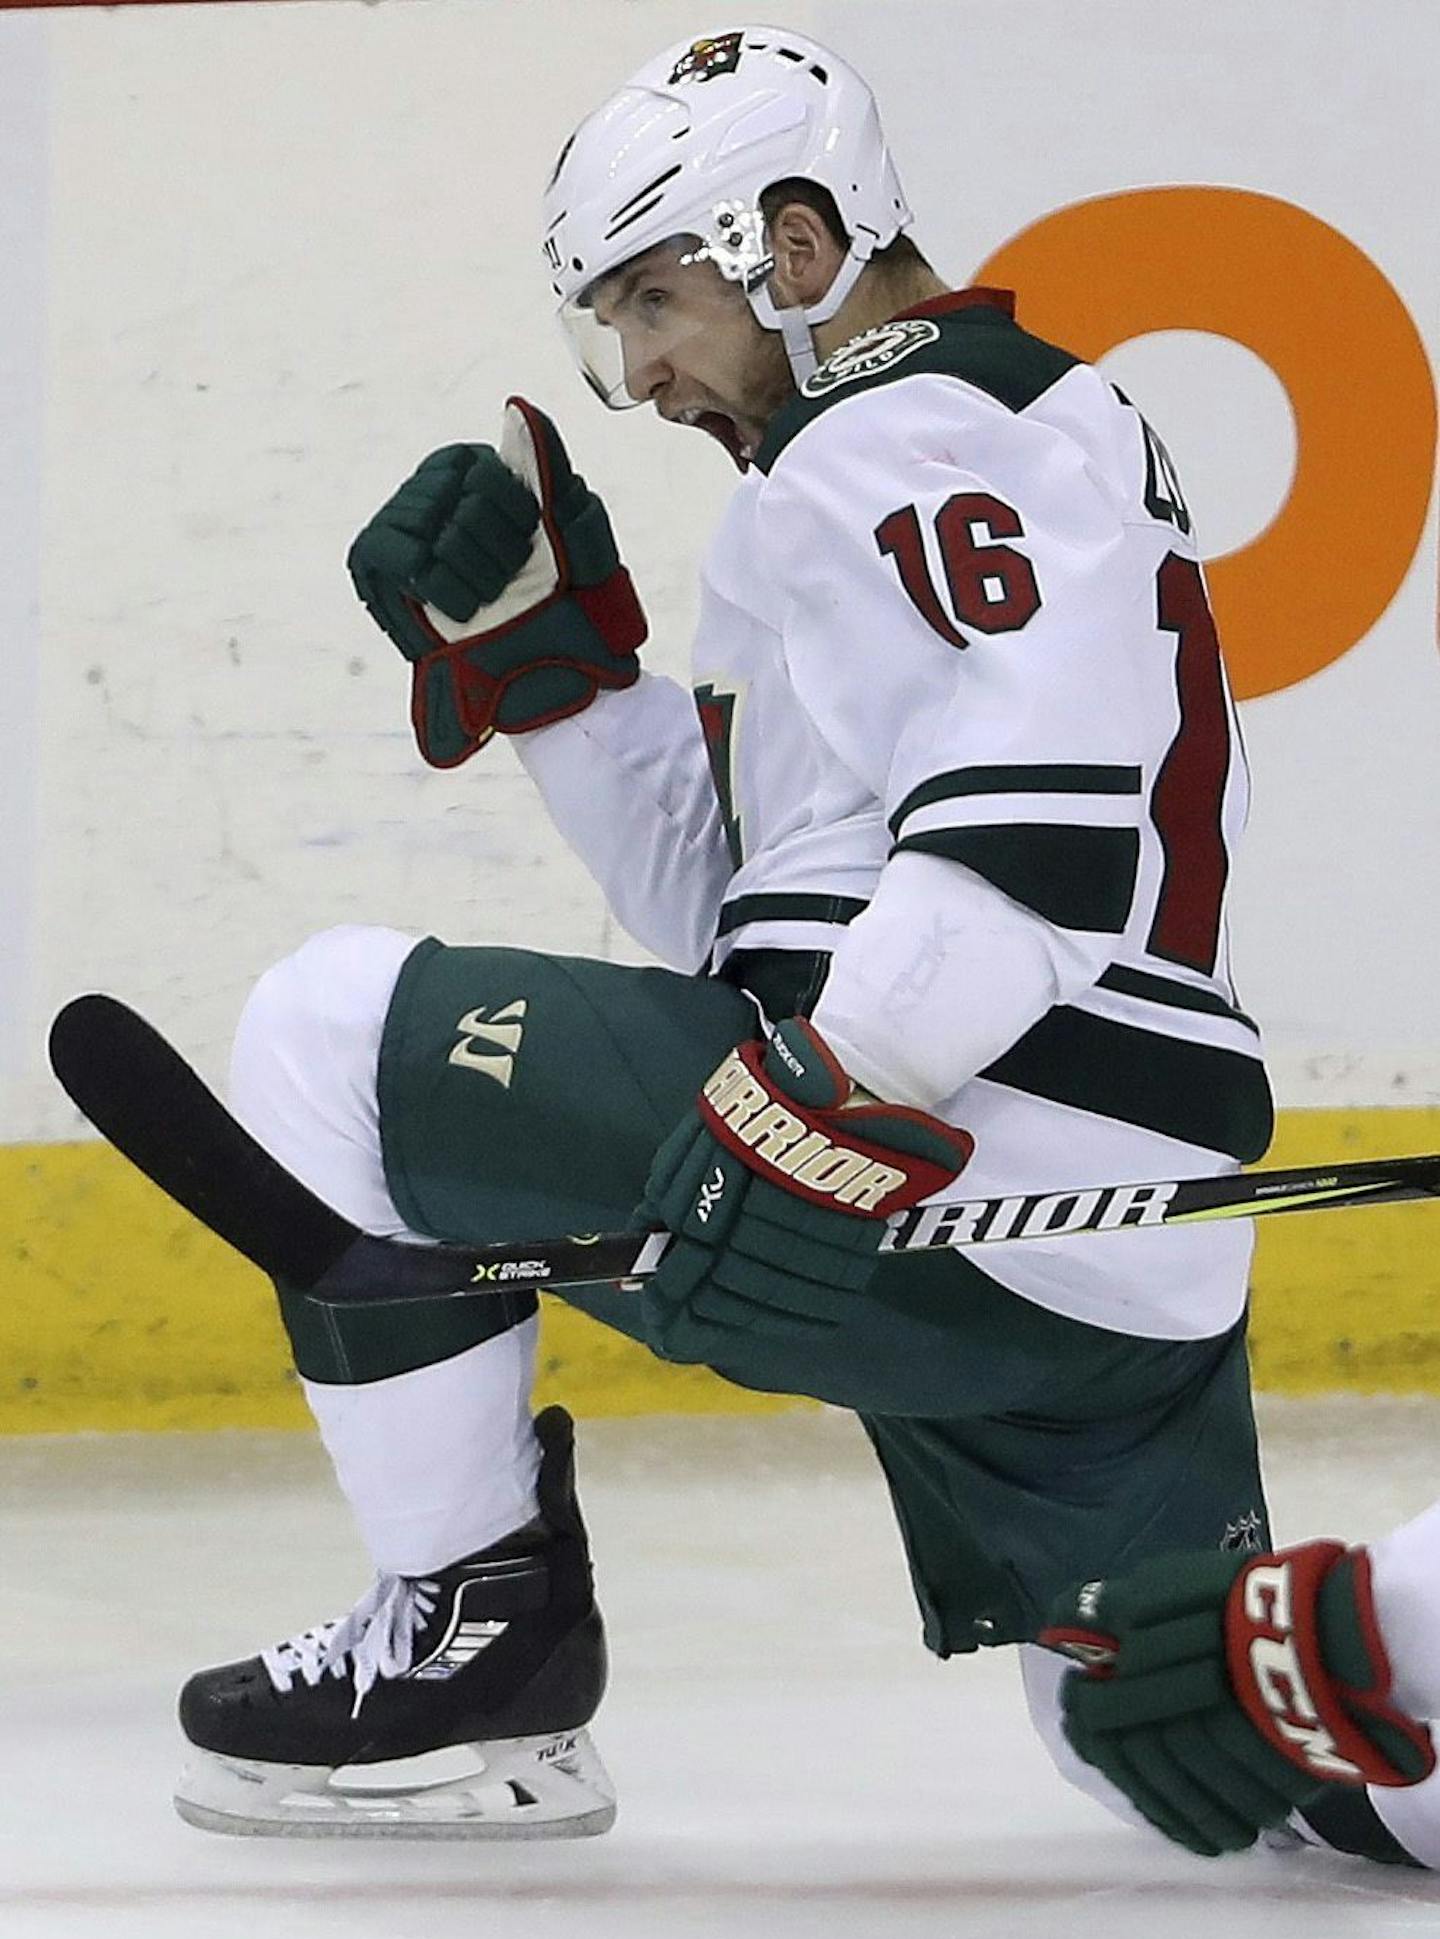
542;25;912;404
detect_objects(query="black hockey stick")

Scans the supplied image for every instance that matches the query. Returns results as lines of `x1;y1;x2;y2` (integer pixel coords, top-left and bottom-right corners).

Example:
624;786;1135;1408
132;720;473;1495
48;993;1440;1308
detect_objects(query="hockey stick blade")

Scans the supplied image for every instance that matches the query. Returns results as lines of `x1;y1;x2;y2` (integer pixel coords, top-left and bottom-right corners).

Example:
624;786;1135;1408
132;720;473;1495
49;994;360;1287
47;995;1440;1307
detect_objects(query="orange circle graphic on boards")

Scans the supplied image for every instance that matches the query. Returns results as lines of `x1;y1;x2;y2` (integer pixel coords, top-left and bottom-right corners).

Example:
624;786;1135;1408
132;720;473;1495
975;187;1436;698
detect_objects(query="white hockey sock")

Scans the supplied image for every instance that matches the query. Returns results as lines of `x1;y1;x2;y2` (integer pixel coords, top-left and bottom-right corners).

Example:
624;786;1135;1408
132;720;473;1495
1018;1642;1155;1834
1349;1501;1440;1869
1369;1498;1440;1722
303;1324;543;1575
228;923;542;1577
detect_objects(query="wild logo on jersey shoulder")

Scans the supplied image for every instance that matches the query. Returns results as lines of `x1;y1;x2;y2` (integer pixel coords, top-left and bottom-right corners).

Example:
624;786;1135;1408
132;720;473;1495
802;319;942;397
669;32;744;85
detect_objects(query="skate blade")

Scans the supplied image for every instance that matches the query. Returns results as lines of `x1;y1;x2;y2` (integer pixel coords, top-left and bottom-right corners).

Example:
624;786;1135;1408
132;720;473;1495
174;1727;617;1840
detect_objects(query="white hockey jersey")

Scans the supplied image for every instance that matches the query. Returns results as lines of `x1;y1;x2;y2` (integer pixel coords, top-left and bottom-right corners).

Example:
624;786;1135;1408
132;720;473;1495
519;289;1272;1341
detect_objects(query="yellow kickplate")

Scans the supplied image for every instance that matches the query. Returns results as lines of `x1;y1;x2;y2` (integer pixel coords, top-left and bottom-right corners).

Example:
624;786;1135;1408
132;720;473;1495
2;1110;1437;1431
1247;1109;1440;1394
0;1140;805;1432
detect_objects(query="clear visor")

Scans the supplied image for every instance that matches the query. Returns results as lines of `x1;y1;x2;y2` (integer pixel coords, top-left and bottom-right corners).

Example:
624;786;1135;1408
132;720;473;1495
559;214;772;410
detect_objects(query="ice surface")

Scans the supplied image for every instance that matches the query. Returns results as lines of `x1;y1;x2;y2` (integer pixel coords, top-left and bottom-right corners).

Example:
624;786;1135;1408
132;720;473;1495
4;1398;1440;1938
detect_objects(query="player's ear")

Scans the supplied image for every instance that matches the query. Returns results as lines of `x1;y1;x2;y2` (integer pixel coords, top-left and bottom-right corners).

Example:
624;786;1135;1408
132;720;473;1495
765;200;844;308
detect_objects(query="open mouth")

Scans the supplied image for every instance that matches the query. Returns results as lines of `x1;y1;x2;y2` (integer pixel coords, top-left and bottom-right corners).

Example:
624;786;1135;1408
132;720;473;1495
673;406;753;470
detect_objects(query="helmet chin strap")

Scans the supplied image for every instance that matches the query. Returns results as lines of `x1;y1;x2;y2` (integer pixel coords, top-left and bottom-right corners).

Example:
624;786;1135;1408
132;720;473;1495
747;248;871;389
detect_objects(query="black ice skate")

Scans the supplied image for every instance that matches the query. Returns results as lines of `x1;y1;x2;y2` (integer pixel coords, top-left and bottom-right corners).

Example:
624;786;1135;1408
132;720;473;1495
174;1406;614;1838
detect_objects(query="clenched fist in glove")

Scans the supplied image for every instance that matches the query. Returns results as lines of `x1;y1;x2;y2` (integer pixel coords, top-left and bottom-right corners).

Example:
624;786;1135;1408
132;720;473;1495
638;1017;974;1369
1040;1540;1436;1857
347;398;647;767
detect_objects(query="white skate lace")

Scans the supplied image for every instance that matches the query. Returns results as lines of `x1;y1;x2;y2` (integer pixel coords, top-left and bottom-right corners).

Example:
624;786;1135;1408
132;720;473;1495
260;1574;441;1718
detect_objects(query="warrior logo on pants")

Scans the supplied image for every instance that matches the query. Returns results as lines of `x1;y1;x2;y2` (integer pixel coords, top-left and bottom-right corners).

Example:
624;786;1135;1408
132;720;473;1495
449;1001;528;1087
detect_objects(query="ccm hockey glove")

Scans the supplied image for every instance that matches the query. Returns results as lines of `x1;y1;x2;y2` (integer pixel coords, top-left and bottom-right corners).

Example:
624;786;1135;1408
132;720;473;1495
347;398;647;766
638;1017;974;1365
1040;1540;1436;1858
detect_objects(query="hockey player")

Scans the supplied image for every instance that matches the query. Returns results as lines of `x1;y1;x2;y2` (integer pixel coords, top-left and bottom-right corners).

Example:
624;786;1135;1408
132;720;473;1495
169;24;1414;1864
1039;1502;1440;1866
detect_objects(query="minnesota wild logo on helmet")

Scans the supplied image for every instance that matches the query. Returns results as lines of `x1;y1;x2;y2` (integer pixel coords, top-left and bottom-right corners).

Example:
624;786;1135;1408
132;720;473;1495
668;32;745;85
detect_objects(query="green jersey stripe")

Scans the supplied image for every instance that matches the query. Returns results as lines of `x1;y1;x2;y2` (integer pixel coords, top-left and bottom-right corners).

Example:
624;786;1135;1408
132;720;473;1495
1096;964;1259;1034
981;1005;1274;1162
893;823;1139;933
888;763;1143;837
715;893;870;939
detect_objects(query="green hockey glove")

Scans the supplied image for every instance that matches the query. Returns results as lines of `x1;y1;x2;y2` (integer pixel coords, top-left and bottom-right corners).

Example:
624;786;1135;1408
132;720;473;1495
346;397;647;767
638;1017;974;1365
1039;1540;1435;1858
